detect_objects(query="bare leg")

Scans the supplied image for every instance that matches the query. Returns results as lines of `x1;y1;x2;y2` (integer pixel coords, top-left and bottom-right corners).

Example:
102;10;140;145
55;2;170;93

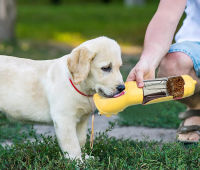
158;52;200;141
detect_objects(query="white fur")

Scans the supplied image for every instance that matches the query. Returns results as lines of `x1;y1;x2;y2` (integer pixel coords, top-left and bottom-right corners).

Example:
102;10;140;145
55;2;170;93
0;36;123;159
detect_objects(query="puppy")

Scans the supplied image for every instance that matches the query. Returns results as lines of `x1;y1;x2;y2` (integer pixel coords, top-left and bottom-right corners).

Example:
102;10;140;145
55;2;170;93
0;36;124;159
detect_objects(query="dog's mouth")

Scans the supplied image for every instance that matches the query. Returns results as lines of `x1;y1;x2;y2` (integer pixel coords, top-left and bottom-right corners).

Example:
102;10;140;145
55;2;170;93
98;88;125;98
113;91;125;98
98;88;112;98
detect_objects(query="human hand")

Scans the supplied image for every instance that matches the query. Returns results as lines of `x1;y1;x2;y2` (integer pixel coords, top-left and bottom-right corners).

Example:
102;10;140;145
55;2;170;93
126;59;156;88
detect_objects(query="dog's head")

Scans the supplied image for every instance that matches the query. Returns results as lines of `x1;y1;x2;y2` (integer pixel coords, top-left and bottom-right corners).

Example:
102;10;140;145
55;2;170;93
67;36;124;97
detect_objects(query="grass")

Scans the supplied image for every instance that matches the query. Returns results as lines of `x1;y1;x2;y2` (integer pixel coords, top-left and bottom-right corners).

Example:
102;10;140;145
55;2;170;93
0;127;199;169
17;3;158;47
0;113;33;143
118;101;186;128
16;1;185;48
0;41;70;60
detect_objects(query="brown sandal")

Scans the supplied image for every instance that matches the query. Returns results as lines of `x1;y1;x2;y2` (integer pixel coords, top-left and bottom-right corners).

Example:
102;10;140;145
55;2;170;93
177;110;200;143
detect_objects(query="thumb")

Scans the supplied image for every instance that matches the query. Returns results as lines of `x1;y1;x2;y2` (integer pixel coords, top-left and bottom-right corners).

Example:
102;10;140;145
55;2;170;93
126;69;136;82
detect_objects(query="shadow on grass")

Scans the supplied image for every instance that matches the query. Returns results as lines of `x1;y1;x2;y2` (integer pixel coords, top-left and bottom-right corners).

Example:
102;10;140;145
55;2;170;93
118;101;186;129
0;113;34;143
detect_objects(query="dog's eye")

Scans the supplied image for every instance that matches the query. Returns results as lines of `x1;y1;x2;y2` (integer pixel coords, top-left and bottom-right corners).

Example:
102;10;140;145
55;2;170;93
101;66;112;72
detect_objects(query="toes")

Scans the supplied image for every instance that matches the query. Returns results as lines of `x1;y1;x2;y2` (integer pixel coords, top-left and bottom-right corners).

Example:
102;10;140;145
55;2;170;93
178;134;190;141
178;132;200;142
188;133;200;141
178;116;200;142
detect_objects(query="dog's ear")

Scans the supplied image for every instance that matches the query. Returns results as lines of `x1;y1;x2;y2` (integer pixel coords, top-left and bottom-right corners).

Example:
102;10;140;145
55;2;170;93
67;46;96;84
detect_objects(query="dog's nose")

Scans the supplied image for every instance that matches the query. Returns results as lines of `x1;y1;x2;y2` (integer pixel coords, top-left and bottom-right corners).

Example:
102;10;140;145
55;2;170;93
116;84;125;92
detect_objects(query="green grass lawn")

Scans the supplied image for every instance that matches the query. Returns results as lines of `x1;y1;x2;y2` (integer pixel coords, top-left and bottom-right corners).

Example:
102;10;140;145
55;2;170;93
16;1;185;48
0;41;70;60
0;113;33;143
118;101;185;128
17;3;158;47
0;128;199;169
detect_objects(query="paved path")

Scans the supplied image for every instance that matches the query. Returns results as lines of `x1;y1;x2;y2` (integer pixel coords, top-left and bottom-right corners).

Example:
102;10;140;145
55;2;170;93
33;114;177;143
1;115;177;147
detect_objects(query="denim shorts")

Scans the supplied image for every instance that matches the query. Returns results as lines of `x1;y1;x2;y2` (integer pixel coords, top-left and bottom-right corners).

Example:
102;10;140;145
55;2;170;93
168;41;200;77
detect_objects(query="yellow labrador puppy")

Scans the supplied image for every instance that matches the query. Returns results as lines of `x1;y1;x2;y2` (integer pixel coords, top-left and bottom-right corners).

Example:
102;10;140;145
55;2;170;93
0;36;124;159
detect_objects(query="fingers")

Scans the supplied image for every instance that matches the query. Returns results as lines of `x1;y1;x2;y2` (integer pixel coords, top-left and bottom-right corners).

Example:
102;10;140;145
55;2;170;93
126;68;144;88
126;60;156;88
135;69;144;88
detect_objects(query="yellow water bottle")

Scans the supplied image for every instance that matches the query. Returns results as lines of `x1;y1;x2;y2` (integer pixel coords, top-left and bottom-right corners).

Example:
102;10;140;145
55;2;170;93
93;75;197;117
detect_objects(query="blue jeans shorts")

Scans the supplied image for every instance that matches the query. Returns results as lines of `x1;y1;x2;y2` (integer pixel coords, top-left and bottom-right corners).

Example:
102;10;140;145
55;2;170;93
168;41;200;77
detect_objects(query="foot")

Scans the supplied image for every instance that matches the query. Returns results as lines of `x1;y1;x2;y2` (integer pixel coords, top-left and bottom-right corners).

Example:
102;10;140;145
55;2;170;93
178;116;200;142
84;154;94;160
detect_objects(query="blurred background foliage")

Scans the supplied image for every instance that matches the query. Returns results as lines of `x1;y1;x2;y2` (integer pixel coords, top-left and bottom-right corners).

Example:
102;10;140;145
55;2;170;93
15;0;159;48
18;0;156;5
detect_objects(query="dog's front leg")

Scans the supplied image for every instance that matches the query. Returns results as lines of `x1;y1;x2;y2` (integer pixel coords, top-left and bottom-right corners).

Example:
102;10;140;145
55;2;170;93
76;114;90;147
52;115;82;160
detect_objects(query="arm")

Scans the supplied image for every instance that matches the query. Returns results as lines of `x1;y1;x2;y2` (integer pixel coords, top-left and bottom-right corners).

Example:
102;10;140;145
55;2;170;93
127;0;186;87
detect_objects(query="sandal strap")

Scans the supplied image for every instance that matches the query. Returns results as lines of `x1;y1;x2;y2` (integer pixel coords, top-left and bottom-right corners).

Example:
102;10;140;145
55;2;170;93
177;123;200;134
178;110;200;120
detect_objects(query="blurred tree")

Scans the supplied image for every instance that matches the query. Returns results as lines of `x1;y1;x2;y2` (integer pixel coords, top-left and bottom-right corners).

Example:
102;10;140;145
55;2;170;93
0;0;16;42
51;0;61;5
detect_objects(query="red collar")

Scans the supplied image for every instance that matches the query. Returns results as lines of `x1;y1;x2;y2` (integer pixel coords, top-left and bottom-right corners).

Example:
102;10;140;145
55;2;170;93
69;78;93;97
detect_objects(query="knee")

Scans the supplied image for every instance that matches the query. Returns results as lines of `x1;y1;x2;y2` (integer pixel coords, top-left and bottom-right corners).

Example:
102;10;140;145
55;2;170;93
157;52;193;77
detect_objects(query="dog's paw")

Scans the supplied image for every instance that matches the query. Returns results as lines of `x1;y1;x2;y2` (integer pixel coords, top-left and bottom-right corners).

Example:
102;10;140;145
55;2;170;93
84;154;94;160
64;153;83;162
